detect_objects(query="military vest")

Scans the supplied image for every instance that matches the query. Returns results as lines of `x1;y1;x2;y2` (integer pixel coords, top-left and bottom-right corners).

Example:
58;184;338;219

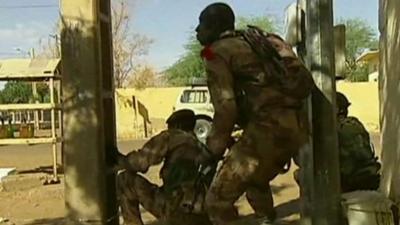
338;116;381;179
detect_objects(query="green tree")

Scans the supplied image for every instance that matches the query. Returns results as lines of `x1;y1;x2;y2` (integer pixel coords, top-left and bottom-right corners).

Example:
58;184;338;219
164;36;204;86
35;83;50;102
236;16;279;32
0;82;53;104
0;82;33;104
341;18;378;81
165;16;277;86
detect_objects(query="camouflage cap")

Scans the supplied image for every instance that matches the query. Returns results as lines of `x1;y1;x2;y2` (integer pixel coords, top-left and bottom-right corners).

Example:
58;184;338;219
166;109;196;125
336;92;351;110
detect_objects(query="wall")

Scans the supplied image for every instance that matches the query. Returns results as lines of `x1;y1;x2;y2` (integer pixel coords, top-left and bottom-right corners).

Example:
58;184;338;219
367;56;379;74
114;83;380;140
115;87;185;140
337;82;379;132
379;0;400;202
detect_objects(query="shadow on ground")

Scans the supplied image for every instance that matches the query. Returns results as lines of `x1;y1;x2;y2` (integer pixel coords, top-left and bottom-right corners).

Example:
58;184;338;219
18;165;64;175
14;218;64;225
21;199;300;225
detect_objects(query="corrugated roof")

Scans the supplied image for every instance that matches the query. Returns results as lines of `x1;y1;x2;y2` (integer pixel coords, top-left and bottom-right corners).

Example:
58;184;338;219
0;58;61;80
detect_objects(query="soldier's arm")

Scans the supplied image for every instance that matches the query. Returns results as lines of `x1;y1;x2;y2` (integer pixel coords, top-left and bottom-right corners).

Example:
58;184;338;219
340;117;375;160
124;131;170;173
204;52;237;157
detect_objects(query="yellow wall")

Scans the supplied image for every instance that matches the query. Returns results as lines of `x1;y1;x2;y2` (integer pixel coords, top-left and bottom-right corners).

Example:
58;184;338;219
360;54;379;74
115;87;185;140
368;57;379;73
115;83;380;140
337;82;379;132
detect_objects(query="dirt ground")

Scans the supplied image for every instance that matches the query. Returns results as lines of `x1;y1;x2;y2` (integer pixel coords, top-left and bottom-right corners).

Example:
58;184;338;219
0;133;381;225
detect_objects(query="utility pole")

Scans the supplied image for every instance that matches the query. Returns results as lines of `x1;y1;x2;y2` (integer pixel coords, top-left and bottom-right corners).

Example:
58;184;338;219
28;48;41;131
50;34;61;58
29;48;35;59
50;34;63;138
61;0;118;224
305;0;342;225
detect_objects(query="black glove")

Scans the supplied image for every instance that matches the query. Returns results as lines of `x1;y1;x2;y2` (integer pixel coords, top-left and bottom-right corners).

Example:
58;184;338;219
108;146;129;173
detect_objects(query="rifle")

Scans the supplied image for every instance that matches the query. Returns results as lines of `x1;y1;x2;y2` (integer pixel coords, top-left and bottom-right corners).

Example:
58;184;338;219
188;163;216;213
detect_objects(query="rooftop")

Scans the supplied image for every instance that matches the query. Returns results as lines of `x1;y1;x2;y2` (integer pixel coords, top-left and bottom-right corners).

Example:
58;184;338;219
0;58;61;81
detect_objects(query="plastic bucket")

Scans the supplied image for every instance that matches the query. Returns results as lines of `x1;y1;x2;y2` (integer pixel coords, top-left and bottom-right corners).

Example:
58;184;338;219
342;191;399;225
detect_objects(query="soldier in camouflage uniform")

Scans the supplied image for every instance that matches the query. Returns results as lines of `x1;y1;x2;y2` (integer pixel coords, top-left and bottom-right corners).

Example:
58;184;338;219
115;109;213;225
336;92;381;192
195;3;313;225
294;92;381;192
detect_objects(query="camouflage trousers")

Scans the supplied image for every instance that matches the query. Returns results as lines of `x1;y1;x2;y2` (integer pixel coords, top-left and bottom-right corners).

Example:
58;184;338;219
205;109;307;225
117;171;212;225
294;168;380;193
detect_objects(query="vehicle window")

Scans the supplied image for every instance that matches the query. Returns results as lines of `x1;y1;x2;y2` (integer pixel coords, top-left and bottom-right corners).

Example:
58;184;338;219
180;90;208;103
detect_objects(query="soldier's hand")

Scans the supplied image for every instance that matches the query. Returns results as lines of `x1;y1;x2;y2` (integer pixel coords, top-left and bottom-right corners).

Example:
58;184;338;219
108;147;131;173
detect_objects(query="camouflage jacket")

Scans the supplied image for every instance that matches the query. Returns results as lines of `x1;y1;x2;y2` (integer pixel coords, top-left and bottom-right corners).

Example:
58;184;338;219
125;129;209;192
338;116;380;178
202;31;310;155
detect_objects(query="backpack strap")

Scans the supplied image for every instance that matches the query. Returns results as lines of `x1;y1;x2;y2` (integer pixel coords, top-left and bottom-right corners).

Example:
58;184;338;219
239;25;287;80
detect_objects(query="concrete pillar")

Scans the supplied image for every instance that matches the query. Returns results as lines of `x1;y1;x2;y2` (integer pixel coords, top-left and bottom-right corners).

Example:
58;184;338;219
60;0;118;224
379;0;400;203
306;0;341;224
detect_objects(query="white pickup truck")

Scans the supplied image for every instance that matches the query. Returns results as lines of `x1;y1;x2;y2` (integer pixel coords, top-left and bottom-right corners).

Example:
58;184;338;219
173;85;214;143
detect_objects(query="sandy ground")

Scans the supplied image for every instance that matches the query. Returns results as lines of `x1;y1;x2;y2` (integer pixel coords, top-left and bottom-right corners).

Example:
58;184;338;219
0;133;381;225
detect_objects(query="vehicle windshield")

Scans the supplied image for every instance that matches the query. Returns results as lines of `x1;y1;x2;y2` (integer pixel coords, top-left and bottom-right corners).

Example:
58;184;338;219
180;90;208;103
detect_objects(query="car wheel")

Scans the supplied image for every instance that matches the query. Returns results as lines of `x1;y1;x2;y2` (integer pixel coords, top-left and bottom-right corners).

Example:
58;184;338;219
194;118;212;144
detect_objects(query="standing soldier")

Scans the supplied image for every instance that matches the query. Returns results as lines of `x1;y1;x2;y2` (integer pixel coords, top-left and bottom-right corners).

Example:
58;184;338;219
195;2;314;225
114;109;214;225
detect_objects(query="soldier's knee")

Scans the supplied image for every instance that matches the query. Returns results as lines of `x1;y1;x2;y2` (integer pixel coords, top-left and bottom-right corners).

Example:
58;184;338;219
205;190;232;212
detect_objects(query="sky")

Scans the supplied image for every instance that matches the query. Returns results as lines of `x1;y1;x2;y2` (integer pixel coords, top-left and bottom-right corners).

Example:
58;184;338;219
0;0;379;72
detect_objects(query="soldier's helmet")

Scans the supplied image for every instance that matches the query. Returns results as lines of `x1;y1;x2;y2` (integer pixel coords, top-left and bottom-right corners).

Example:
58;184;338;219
336;92;351;111
166;109;196;131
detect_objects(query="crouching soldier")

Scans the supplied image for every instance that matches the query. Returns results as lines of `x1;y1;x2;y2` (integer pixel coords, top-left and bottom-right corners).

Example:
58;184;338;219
294;92;381;193
114;109;215;225
335;92;381;192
